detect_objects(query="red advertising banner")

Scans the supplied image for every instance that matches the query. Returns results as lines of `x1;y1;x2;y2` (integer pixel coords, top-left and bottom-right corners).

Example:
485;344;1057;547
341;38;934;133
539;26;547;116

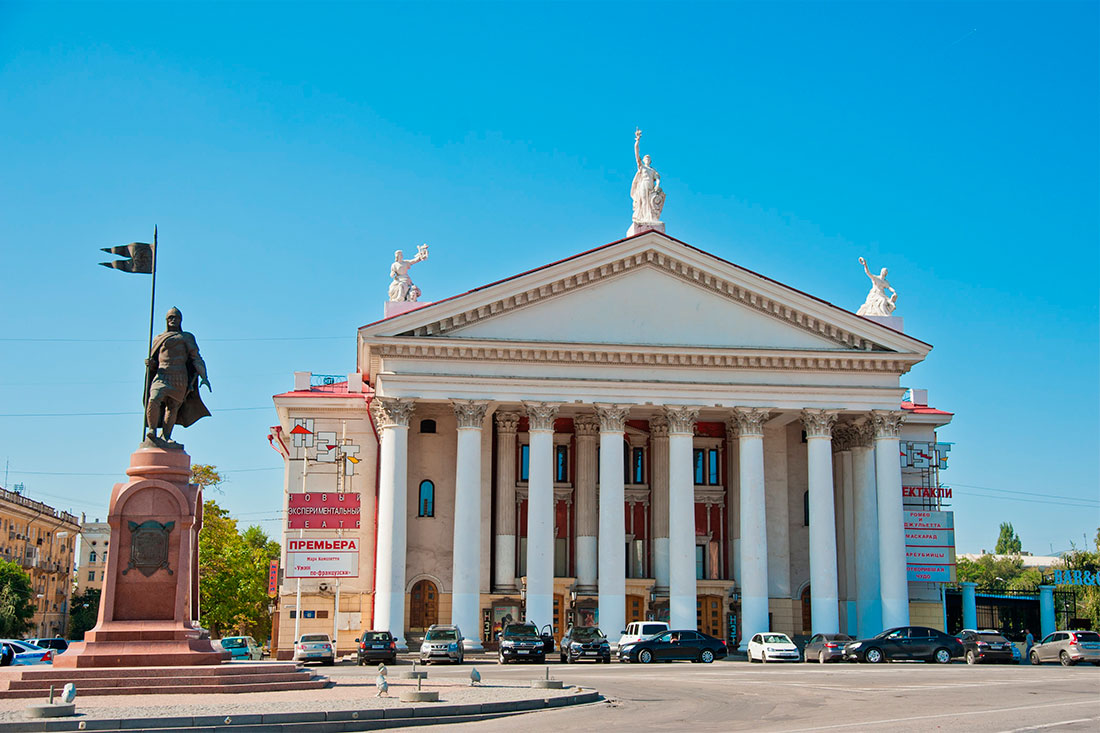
267;559;279;597
287;492;361;529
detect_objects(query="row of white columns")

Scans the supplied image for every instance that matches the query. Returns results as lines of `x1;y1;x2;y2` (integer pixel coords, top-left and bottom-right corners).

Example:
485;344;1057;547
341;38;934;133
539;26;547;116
370;397;909;652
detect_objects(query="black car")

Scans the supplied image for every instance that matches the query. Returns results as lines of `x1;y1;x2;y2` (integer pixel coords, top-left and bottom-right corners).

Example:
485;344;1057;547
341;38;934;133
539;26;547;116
843;626;964;664
356;630;397;665
560;626;611;664
618;629;728;664
498;623;546;664
958;630;1017;665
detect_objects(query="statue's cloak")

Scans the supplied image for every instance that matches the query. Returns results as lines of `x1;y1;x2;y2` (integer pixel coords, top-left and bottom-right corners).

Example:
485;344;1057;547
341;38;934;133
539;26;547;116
145;330;211;428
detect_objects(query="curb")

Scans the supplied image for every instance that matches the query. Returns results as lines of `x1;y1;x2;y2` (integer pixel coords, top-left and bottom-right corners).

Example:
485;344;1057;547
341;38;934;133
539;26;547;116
1;690;602;732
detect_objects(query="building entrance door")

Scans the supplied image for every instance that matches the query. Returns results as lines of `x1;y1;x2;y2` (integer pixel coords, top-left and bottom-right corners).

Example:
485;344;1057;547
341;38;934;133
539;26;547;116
698;595;723;637
410;579;439;630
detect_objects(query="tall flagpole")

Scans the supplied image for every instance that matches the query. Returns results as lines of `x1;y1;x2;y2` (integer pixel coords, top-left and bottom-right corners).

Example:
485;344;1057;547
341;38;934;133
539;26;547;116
143;226;158;442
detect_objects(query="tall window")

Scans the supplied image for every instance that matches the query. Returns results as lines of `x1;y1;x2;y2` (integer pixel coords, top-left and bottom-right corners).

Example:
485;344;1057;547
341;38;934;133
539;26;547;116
519;444;530;481
695;545;706;579
694;448;721;485
633;448;645;484
803;491;809;526
555;445;569;482
418;480;435;517
88;551;97;563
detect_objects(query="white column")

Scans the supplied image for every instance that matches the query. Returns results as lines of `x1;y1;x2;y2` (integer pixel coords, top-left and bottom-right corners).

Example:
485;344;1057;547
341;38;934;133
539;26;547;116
452;400;489;651
492;412;520;592
802;409;841;634
596;404;629;639
370;397;415;650
851;421;882;637
523;402;558;628
872;409;909;629
732;408;770;651
665;405;700;631
1038;585;1055;638
650;416;671;591
573;415;599;591
841;446;857;636
961;581;978;632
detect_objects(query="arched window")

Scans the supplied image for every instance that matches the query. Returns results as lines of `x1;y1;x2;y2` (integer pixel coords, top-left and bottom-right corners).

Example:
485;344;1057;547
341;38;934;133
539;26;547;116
418;480;435;517
88;551;97;563
420;419;437;434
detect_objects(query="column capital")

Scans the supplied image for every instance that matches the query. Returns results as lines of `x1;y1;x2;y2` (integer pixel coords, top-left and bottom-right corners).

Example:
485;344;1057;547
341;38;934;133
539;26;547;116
731;407;772;438
495;411;521;434
832;424;859;452
452;400;490;429
662;405;700;435
851;419;875;448
649;415;670;438
870;410;906;439
801;409;840;439
523;402;560;431
595;404;630;433
371;397;416;428
574;414;600;438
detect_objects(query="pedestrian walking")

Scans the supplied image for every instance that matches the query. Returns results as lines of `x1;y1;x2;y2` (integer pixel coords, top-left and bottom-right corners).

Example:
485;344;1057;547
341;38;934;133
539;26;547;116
1025;629;1035;663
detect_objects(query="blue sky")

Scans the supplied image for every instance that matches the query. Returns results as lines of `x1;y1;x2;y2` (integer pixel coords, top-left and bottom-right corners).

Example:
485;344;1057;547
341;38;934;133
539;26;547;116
1;1;1096;556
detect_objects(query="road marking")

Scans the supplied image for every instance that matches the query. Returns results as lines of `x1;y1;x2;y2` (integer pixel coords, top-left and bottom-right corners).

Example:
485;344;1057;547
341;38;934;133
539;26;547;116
779;699;1100;732
1002;719;1100;732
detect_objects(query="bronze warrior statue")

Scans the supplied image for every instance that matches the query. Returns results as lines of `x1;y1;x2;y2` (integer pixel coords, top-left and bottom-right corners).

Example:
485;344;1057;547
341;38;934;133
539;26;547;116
144;307;211;446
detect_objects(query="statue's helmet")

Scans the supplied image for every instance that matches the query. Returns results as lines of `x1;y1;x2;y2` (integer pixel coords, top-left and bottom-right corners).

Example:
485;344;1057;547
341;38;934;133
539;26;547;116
166;307;182;326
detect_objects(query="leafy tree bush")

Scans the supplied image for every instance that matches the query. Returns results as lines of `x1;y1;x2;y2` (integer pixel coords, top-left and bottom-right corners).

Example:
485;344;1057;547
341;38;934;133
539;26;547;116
995;522;1023;555
69;587;101;639
0;558;35;637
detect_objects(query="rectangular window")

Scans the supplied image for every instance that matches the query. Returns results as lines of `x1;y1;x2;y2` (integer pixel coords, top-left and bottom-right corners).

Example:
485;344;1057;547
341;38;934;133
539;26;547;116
708;449;720;485
632;448;645;484
693;449;705;484
695;545;705;580
87;570;95;581
520;444;530;481
555;445;568;483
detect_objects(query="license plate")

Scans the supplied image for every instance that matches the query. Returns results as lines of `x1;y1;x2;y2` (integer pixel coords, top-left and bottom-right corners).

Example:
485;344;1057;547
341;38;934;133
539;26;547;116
584;651;596;655
372;644;385;649
518;649;528;654
1082;643;1100;649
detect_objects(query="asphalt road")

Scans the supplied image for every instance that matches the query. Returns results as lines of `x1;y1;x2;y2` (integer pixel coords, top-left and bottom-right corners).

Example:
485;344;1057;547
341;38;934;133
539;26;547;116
328;656;1100;732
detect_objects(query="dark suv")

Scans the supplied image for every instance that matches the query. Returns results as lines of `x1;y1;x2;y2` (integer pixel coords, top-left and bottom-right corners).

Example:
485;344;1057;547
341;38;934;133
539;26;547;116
560;626;611;663
356;630;396;665
958;629;1017;665
843;626;964;664
498;623;546;664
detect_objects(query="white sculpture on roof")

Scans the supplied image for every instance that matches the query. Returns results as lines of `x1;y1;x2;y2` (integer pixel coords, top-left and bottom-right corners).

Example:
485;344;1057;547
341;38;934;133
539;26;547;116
856;256;898;316
388;244;429;302
629;128;665;235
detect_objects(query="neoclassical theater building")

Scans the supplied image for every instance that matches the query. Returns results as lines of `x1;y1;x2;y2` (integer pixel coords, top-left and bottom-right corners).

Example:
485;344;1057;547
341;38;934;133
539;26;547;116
269;229;953;655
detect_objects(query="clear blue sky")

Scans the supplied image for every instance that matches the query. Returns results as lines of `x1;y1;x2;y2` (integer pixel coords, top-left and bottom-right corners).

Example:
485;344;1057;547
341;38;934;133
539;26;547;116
1;1;1096;556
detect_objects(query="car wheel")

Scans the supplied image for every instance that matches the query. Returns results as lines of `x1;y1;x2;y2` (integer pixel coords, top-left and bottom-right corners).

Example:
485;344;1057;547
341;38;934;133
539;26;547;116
560;653;567;663
498;652;506;665
1029;651;1040;666
700;650;715;664
324;658;335;666
933;648;951;664
865;648;884;664
1060;651;1075;667
761;653;768;664
966;650;976;665
818;651;826;664
638;649;653;664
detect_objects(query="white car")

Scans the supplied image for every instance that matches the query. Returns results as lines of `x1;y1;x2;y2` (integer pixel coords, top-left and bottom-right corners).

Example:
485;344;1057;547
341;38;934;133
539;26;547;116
293;633;335;665
747;632;800;663
617;621;670;651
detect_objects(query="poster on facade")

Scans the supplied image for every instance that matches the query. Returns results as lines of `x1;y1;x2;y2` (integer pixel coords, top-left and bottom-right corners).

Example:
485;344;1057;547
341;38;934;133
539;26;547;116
903;510;954;531
904;510;956;582
907;564;955;582
285;538;359;578
286;492;361;529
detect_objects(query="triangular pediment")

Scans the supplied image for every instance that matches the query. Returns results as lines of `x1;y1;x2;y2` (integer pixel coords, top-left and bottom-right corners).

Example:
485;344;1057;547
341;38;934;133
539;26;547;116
360;232;930;358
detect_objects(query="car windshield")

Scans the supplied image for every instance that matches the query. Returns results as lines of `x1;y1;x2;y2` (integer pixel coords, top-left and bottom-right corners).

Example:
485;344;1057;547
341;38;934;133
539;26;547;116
503;625;540;639
762;634;790;644
571;628;604;641
220;638;246;648
300;635;329;643
978;633;1008;643
363;632;391;642
1074;632;1100;642
426;629;458;641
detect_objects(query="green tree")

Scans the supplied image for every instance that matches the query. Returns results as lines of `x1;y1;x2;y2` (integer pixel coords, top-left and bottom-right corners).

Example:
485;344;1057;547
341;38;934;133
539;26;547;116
995;522;1023;555
957;553;1029;588
1053;528;1100;631
191;464;225;494
198;498;280;640
0;558;35;637
69;587;101;639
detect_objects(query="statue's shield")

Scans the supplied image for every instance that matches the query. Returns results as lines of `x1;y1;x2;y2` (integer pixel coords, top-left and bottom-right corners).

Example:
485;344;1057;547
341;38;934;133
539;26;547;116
123;520;175;577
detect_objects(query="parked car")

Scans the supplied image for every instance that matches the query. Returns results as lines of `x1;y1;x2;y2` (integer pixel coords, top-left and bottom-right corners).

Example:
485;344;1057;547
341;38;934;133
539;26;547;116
498;623;546;664
218;636;263;661
419;624;464;664
560;626;611;664
0;639;53;665
747;632;800;663
1029;630;1100;666
26;638;68;655
958;629;1017;665
357;630;397;665
803;633;853;663
843;626;963;664
618;629;727;664
617;621;670;651
293;633;335;665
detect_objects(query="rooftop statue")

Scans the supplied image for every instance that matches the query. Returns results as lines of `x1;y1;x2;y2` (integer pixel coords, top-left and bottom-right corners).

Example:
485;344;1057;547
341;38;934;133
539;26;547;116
145;307;211;447
630;128;665;232
388;244;429;302
856;256;898;317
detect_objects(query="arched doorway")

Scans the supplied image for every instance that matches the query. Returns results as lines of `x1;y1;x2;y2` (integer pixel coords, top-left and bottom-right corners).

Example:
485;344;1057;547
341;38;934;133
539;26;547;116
410;579;439;631
801;585;812;634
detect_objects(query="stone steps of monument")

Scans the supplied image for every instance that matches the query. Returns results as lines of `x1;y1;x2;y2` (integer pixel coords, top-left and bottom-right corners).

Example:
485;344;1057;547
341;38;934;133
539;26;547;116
21;662;302;680
4;670;314;690
0;677;327;698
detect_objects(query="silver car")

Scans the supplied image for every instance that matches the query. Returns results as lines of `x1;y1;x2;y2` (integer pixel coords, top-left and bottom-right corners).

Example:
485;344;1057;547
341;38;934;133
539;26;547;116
419;624;464;664
803;632;853;663
1029;630;1100;666
293;633;335;665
